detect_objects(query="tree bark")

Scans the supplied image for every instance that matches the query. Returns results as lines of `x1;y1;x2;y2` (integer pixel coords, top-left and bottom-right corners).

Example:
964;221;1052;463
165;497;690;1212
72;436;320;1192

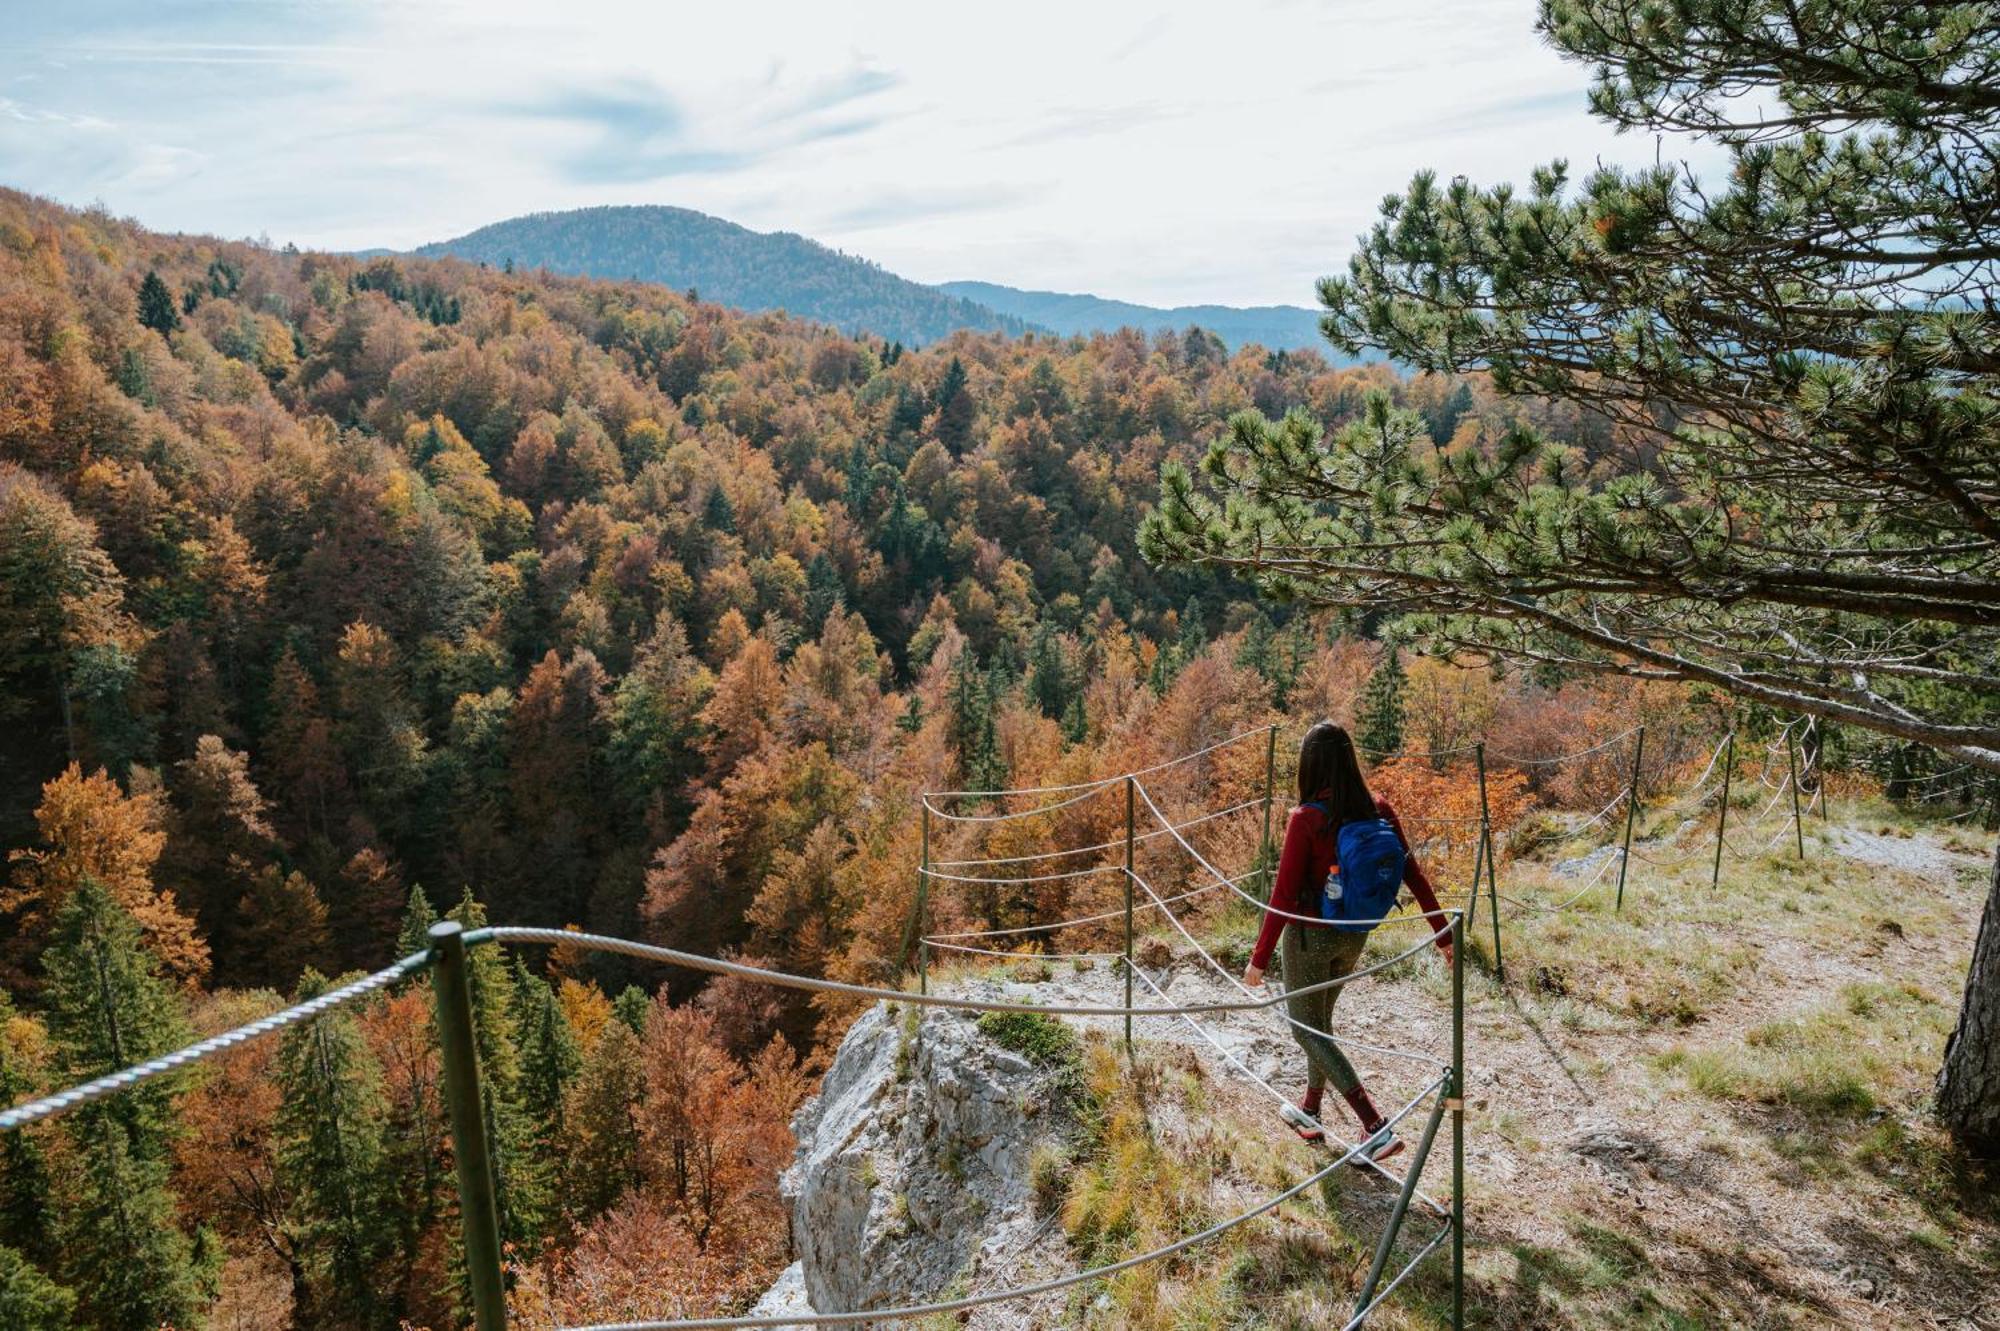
1937;841;2000;1156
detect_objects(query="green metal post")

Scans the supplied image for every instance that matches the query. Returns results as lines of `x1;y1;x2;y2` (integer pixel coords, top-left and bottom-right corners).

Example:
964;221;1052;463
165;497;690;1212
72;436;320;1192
1711;731;1735;891
918;804;931;995
1451;909;1464;1331
1475;744;1503;982
1462;825;1484;932
430;922;507;1331
1124;776;1135;1054
1354;1085;1449;1317
1800;727;1816;859
1260;723;1279;900
1615;726;1645;912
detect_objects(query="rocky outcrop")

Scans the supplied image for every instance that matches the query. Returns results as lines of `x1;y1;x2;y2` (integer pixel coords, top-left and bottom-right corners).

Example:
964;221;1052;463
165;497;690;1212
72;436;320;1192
780;998;1080;1316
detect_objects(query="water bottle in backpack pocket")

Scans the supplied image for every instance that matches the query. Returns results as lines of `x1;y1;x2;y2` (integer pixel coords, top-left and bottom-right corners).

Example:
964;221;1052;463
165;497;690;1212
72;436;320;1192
1303;802;1407;932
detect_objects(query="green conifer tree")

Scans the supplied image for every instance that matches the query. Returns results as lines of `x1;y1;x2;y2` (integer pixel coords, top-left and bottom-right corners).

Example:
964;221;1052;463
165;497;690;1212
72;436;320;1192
396;884;438;958
42;879;208;1331
444;891;543;1246
510;956;581;1154
611;984;650;1034
275;969;390;1329
1027;627;1070;721
0;1245;74;1331
1357;648;1407;757
560;1018;643;1223
934;356;974;451
136;271;180;336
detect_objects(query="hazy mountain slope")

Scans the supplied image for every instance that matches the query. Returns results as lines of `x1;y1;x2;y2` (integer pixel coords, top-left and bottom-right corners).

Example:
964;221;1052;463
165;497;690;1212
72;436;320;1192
413;205;1040;345
937;279;1339;355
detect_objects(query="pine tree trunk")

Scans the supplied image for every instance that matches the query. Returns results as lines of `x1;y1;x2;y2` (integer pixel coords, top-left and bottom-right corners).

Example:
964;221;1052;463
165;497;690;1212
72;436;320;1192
1937;840;2000;1156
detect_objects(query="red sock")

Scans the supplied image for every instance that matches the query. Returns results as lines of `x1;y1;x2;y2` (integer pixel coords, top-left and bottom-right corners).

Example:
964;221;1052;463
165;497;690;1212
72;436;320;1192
1301;1087;1324;1115
1342;1086;1385;1133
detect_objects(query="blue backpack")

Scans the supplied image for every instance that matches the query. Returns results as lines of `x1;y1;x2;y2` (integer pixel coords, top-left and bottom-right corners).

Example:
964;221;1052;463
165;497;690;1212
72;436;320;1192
1302;801;1407;933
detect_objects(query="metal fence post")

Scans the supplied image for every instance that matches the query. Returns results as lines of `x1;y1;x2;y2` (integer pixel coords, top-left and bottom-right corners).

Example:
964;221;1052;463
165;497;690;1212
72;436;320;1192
1451;908;1465;1331
1463;825;1485;932
1711;731;1735;891
1260;723;1279;900
1475;744;1503;982
1786;729;1805;860
1354;1085;1448;1318
1124;776;1136;1054
918;803;931;996
1615;726;1645;912
430;922;507;1331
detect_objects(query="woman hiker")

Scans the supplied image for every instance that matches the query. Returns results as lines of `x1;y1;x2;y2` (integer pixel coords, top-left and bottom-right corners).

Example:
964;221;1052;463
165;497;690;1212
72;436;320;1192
1243;720;1453;1162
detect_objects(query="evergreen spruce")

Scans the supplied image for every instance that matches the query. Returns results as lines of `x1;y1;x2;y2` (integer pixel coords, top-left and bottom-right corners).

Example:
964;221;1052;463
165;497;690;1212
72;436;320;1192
275;969;390;1329
0;1245;74;1331
511;956;581;1155
560;1017;643;1223
42;879;208;1331
946;653;1004;793
396;883;438;958
1027;627;1070;721
1356;648;1407;757
611;984;650;1034
933;356;974;451
803;553;844;636
136;271;180;336
445;890;544;1245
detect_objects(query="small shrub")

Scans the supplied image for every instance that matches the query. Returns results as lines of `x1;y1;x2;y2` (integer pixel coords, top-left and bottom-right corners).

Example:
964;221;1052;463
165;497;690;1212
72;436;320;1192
1029;1142;1072;1216
978;1010;1081;1066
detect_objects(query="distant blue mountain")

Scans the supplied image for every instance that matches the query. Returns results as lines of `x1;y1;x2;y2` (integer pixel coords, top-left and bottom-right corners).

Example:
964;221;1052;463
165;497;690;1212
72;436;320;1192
936;281;1339;356
412;206;1039;346
410;205;1349;357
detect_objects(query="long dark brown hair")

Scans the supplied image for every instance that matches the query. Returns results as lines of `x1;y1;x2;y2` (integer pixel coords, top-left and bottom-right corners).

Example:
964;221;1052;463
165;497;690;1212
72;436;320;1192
1296;721;1376;822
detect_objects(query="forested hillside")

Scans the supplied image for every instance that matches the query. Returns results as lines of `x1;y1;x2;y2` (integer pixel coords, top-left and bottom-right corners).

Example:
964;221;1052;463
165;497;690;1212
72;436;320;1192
413;205;1041;346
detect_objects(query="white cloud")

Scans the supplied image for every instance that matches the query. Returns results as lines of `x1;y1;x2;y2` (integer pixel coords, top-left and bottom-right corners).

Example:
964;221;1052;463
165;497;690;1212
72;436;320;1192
0;0;1724;306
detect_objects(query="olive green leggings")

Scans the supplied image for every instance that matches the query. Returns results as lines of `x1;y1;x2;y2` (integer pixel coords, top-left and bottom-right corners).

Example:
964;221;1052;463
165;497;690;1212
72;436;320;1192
1279;923;1369;1095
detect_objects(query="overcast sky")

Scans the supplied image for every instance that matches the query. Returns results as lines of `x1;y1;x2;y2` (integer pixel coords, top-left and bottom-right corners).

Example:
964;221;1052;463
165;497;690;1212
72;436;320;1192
0;0;1709;308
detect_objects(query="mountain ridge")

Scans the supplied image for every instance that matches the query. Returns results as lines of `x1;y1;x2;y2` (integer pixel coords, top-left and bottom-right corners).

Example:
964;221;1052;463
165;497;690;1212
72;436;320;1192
936;279;1334;355
411;203;1347;356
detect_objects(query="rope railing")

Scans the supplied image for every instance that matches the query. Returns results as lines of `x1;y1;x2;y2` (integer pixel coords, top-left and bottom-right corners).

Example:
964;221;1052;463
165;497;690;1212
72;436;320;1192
0;949;435;1132
930;796;1264;869
560;1074;1453;1331
923;872;1251;942
922;721;1275;812
489;925;1453;1018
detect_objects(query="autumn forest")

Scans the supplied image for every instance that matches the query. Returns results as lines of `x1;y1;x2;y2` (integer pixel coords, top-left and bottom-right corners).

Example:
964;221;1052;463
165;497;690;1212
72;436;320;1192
0;181;1946;1330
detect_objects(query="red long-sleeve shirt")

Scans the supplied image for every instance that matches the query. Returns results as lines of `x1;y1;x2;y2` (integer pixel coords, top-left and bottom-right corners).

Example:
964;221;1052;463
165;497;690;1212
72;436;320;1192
1249;794;1449;972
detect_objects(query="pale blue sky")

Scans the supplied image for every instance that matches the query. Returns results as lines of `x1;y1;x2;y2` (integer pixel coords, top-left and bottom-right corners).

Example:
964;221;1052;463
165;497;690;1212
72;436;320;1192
0;0;1713;307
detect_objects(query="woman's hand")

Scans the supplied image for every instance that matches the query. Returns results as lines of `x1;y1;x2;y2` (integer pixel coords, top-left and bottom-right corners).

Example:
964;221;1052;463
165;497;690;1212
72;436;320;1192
1243;963;1265;989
